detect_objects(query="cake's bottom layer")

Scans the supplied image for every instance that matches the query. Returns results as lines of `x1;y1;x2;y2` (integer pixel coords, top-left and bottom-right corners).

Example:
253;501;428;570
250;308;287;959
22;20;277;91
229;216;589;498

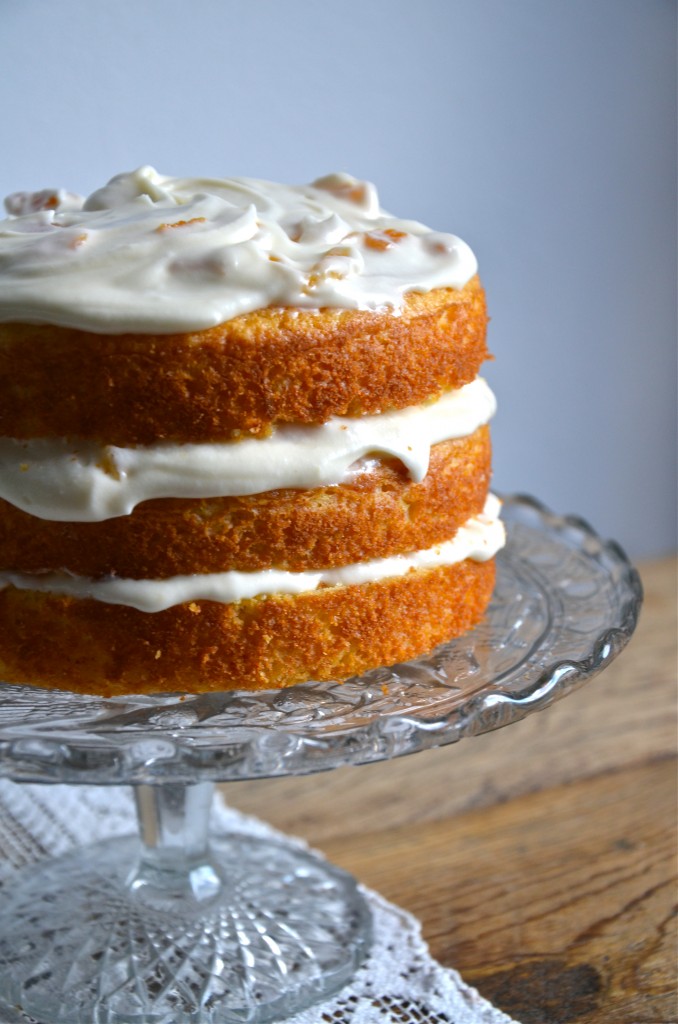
0;558;495;695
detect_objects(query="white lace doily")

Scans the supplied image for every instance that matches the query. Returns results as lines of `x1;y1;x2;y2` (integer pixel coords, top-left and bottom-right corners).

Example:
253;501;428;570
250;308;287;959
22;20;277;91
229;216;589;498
0;781;521;1024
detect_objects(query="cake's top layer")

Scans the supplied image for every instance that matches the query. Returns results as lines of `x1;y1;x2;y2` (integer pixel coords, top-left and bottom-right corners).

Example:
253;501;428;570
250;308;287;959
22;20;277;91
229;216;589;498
0;167;477;334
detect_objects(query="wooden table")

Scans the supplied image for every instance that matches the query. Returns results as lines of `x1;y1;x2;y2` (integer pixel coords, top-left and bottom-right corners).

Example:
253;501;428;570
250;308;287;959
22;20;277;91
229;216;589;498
225;557;677;1024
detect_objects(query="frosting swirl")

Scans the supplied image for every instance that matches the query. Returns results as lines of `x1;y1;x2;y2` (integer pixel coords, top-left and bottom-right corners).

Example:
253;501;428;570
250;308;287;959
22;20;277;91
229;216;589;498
0;167;477;333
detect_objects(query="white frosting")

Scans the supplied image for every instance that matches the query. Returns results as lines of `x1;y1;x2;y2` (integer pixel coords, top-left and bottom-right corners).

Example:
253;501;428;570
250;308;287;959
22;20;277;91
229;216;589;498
0;379;495;522
0;497;504;612
0;167;477;333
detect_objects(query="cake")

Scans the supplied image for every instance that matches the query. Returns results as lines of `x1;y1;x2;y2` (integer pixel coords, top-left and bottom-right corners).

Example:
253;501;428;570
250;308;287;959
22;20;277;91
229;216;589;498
0;167;504;695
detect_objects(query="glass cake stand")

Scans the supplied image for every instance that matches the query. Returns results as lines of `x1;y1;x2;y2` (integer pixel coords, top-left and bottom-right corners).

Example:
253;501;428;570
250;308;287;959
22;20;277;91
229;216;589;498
0;495;642;1024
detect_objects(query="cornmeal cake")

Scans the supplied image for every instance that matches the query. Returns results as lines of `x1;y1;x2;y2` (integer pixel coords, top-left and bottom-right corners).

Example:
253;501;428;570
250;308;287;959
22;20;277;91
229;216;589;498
0;167;504;694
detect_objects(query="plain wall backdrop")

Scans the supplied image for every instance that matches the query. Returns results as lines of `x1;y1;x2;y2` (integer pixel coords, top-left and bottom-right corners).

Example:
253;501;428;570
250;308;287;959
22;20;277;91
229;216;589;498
1;0;676;559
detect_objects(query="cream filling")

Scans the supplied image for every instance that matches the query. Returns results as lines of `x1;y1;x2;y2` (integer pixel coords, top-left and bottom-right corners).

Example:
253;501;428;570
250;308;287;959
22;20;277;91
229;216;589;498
0;496;504;612
0;167;477;332
0;378;496;522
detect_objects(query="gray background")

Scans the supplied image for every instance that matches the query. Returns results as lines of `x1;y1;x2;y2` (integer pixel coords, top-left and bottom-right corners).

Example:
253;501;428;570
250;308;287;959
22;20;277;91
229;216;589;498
1;0;675;559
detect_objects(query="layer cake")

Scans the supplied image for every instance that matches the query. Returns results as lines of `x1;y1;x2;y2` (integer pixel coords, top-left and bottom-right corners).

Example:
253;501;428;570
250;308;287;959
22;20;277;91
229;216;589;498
0;168;504;694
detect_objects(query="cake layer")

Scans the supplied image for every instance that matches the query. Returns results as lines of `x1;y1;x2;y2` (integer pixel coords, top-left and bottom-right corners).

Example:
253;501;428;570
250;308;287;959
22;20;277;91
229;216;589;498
0;279;488;445
0;379;495;522
0;430;491;577
0;558;496;694
0;495;503;611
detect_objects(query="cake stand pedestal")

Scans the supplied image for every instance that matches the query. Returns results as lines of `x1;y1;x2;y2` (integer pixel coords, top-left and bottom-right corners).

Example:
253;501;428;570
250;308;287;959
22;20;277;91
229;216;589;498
0;496;642;1024
0;782;370;1023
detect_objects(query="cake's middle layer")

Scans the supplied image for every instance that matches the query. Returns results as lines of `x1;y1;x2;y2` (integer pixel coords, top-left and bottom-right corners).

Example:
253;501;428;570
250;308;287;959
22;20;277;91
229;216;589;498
0;428;491;578
0;377;495;522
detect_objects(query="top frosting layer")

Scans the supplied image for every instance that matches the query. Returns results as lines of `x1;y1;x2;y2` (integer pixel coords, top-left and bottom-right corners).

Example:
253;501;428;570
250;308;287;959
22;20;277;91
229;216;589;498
0;167;477;334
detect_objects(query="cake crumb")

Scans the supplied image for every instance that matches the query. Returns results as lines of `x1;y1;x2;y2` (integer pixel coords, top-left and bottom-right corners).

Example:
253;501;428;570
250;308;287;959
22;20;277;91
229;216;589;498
188;602;201;614
154;650;162;660
156;217;206;233
364;228;407;251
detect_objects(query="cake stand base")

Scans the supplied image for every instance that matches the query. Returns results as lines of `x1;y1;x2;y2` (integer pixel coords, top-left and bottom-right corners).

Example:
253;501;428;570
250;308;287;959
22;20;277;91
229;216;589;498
0;829;371;1024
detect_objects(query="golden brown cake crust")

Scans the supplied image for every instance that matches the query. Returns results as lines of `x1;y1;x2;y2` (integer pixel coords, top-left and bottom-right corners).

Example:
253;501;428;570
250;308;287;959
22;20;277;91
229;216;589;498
0;429;491;578
0;278;488;445
0;558;495;695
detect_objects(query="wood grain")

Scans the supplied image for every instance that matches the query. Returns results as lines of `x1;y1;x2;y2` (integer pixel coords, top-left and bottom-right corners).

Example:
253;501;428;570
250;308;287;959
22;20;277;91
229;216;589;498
223;557;677;1023
322;761;677;1024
